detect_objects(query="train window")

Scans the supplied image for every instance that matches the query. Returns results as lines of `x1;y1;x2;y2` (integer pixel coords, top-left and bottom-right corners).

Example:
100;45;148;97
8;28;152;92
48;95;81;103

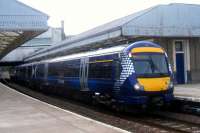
20;67;26;78
48;62;63;77
89;61;112;79
132;53;169;77
48;63;55;76
27;66;32;78
63;60;80;77
113;60;120;79
36;64;45;78
25;66;31;78
17;68;21;77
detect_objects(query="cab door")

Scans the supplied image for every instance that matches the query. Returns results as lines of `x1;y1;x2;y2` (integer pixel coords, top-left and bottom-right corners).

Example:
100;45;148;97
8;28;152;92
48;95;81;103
80;58;89;91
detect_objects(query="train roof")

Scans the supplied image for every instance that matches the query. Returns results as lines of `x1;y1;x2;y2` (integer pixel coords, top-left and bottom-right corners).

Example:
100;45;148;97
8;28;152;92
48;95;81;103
49;45;127;63
20;44;128;67
19;41;162;67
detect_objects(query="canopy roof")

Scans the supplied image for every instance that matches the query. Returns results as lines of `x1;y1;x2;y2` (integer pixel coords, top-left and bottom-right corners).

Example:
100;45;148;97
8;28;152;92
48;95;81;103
0;0;48;59
26;3;200;61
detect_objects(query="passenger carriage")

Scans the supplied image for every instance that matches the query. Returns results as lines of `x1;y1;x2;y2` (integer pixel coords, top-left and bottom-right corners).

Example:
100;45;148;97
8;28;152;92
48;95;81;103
13;41;174;108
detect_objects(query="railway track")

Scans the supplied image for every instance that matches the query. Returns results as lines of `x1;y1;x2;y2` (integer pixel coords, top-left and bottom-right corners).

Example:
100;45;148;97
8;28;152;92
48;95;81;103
139;115;200;133
172;98;200;116
3;81;200;133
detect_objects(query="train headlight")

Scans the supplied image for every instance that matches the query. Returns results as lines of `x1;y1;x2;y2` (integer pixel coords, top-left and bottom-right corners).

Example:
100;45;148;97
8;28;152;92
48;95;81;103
134;83;144;91
168;81;174;89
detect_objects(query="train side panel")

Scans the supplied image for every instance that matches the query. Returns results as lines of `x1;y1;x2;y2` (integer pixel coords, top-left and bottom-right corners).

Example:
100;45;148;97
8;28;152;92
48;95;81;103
43;53;121;100
88;54;119;94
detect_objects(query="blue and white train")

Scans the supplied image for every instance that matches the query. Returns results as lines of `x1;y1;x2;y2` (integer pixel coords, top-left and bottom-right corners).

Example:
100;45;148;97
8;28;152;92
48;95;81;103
13;41;174;108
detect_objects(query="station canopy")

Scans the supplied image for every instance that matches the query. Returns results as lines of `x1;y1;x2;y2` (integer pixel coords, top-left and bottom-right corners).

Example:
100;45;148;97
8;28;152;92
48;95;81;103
0;0;48;60
26;3;200;61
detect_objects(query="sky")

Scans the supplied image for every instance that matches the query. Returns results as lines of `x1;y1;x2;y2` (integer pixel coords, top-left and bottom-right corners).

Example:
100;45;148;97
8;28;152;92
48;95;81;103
19;0;200;35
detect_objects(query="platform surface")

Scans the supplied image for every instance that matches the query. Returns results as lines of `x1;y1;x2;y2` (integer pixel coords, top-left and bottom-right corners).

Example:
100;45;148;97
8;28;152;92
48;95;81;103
174;83;200;102
0;83;127;133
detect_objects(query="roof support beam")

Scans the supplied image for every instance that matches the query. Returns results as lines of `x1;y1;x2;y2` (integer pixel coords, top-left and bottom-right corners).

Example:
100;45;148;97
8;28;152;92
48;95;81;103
0;31;42;59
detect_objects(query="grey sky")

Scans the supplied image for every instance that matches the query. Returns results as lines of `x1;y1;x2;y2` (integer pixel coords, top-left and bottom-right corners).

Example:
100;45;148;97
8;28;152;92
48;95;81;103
19;0;200;35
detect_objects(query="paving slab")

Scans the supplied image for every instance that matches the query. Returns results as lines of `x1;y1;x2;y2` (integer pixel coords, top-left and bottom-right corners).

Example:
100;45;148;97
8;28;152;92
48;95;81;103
0;83;128;133
174;84;200;102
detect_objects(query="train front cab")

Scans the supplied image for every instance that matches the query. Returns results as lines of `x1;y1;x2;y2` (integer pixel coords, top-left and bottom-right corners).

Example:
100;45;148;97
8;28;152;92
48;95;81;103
119;42;174;107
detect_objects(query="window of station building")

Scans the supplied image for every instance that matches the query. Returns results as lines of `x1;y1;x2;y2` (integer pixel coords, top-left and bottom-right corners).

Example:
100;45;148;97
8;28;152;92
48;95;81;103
63;60;80;77
175;41;183;52
88;60;113;79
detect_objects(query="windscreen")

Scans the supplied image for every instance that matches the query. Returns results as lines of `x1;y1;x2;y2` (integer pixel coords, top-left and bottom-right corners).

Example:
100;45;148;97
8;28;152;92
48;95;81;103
132;53;169;77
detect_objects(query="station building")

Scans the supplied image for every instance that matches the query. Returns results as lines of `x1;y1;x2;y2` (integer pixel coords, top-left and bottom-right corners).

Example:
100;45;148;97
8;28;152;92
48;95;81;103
0;0;48;63
0;0;48;79
2;27;65;62
25;3;200;84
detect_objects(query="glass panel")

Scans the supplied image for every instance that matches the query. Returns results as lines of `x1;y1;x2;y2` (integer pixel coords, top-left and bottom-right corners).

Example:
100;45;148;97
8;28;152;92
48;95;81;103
89;61;112;79
36;64;45;78
48;62;63;77
175;41;183;52
132;53;169;77
48;60;80;78
63;60;80;77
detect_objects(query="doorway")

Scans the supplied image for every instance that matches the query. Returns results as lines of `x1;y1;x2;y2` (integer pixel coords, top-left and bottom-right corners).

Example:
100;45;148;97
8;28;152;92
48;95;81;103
174;40;189;84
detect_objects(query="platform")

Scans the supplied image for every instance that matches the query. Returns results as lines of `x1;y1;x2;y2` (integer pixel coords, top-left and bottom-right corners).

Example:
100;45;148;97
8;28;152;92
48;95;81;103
174;84;200;102
0;83;128;133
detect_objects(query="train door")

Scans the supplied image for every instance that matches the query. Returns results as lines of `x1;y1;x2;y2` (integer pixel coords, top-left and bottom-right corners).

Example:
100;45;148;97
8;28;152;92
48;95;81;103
80;58;89;91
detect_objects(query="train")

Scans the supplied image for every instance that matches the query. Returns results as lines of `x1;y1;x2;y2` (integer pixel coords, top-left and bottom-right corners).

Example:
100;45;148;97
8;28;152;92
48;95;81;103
12;41;174;109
